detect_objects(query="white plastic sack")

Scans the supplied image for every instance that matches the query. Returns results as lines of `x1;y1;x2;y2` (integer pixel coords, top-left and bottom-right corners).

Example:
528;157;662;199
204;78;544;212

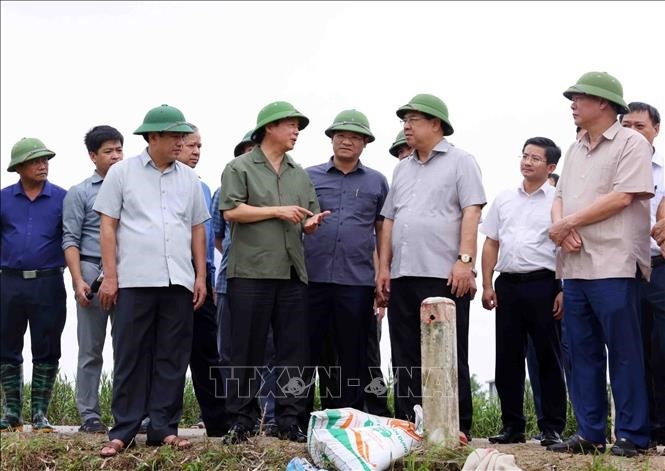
307;406;423;471
461;448;523;471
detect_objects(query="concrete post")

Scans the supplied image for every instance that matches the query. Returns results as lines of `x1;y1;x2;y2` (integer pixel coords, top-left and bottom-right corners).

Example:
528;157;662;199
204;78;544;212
420;296;459;446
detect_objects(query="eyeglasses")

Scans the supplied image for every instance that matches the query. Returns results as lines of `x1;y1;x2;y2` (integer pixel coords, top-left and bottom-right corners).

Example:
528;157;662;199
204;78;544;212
333;133;364;144
400;116;427;126
520;153;547;164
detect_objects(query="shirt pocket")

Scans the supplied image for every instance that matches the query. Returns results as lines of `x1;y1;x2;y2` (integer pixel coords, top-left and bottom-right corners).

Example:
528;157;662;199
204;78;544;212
594;163;616;194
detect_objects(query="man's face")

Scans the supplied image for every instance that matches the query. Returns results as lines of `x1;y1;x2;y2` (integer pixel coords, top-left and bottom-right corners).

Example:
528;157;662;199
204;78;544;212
16;156;49;185
90;139;123;176
332;131;365;162
520;144;552;181
179;132;202;168
238;143;254;156
570;93;604;129
266;118;300;151
621;110;659;145
397;144;413;160
402;112;435;148
149;132;186;161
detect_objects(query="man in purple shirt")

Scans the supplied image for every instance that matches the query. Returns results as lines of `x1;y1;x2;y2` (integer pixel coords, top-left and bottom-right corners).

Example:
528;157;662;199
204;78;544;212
1;137;67;432
304;109;389;415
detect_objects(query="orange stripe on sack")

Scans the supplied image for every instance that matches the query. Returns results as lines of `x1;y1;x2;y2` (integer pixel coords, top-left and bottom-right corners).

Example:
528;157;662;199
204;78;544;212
340;413;354;429
354;430;371;463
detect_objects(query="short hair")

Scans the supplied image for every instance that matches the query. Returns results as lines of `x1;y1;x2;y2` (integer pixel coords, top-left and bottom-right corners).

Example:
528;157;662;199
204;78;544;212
84;125;124;153
522;136;561;165
620;101;661;126
548;173;560;185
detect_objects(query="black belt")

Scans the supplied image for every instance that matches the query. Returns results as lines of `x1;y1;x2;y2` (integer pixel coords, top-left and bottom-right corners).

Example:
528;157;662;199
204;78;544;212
0;267;64;279
653;255;665;269
500;269;555;282
80;255;102;265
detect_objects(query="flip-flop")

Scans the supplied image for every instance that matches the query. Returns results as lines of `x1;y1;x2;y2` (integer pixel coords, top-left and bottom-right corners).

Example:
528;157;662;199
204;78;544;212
100;439;125;458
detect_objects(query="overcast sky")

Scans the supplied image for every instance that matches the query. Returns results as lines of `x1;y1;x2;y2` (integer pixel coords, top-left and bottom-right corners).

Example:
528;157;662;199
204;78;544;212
2;1;664;385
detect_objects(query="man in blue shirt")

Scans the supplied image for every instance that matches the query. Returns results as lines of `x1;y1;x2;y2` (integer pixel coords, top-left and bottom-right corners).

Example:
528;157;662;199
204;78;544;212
63;125;124;434
1;137;67;432
176;124;227;437
304;109;389;414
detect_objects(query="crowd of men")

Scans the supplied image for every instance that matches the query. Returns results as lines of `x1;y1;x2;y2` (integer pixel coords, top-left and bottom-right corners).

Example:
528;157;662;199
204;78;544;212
1;70;664;460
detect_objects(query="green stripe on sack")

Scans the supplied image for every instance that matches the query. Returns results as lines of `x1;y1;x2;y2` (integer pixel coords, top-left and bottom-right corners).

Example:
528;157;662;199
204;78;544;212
329;427;372;471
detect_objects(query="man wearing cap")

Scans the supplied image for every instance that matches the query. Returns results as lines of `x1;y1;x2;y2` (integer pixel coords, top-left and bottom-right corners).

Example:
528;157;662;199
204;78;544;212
220;101;329;443
389;130;413;161
174;124;228;436
547;72;653;457
620;101;665;447
376;94;486;438
304;109;389;413
480;137;566;447
62;125;124;434
94;105;209;456
0;138;67;432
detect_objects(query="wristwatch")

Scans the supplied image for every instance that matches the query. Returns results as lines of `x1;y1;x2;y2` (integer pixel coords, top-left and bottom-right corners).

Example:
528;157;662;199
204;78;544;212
457;253;473;263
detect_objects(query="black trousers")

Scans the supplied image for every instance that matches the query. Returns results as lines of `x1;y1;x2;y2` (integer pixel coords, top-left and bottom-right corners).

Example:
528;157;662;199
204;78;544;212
307;283;374;411
225;275;309;430
0;271;66;365
190;279;227;435
495;273;566;434
109;286;193;444
388;277;472;434
364;315;391;417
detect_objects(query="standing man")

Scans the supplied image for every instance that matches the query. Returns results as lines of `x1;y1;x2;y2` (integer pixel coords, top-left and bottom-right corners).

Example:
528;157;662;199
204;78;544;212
1;138;67;432
376;94;486;439
220;101;328;443
480;137;566;447
389;130;413;161
305;109;389;413
175;125;227;436
63;125;124;434
620;101;665;446
547;72;653;457
95;105;209;457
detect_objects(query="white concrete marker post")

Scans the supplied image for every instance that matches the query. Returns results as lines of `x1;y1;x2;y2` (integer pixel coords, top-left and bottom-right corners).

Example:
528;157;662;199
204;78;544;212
420;296;459;447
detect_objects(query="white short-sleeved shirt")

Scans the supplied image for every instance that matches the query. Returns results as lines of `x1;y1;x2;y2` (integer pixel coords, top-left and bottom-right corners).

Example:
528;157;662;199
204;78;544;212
93;150;210;291
480;182;556;273
381;138;486;279
650;150;664;256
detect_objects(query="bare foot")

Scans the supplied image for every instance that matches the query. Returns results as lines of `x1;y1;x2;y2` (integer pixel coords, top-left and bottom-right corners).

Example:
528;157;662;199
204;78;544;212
100;439;125;458
163;435;192;449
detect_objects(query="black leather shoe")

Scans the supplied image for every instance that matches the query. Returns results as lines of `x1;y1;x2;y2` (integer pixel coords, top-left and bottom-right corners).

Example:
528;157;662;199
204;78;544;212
252;421;279;437
223;423;251;444
610;437;644;458
547;434;606;454
488;429;526;444
540;431;562;447
278;424;307;443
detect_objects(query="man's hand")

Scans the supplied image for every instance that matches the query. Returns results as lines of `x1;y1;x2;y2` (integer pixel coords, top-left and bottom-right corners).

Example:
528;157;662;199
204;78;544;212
275;205;313;224
447;261;474;297
73;278;92;308
192;276;206;311
303;210;332;234
652;219;665;246
560;229;582;253
552;292;563;320
98;276;118;311
376;268;391;307
373;299;387;321
481;286;497;310
549;216;575;246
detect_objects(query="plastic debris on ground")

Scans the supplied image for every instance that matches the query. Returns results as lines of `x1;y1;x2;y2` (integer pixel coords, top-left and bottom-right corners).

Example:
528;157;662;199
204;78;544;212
286;456;327;471
307;405;423;470
461;448;523;471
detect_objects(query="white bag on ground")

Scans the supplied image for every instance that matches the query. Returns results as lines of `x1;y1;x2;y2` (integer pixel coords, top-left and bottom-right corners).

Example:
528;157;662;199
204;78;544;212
461;448;523;471
307;406;423;471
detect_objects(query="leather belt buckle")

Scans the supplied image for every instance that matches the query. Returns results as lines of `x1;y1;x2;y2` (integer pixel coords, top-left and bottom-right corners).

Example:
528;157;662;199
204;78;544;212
23;270;37;280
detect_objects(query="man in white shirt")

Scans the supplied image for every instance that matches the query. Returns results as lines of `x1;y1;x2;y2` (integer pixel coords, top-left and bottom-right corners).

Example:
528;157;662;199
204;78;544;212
481;137;566;447
620;101;665;446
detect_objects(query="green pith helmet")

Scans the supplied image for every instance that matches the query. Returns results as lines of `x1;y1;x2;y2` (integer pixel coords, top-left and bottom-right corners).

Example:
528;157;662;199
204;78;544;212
563;71;630;114
325;109;375;143
389;130;408;158
7;137;56;172
234;130;254;157
133;104;194;135
396;93;454;136
251;101;309;142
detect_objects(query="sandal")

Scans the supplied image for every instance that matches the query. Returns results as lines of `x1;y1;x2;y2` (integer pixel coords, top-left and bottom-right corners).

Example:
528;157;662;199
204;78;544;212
100;439;125;458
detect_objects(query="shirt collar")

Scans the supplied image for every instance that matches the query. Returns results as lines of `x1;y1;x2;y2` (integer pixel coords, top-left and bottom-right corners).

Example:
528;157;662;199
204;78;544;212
518;180;553;196
91;171;104;183
324;157;365;173
580;121;621;147
13;180;52;197
652;149;663;168
252;146;297;169
140;148;177;172
408;138;451;164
